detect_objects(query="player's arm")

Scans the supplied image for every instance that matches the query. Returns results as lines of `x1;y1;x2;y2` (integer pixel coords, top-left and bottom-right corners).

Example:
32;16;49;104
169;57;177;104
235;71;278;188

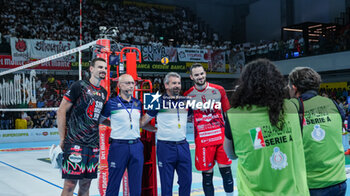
224;137;237;160
140;113;157;132
99;116;110;126
223;115;237;160
99;100;111;126
57;81;81;149
57;98;73;149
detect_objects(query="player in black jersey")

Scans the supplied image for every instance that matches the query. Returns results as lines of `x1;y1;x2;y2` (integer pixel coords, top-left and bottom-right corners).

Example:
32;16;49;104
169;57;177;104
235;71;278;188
57;58;107;196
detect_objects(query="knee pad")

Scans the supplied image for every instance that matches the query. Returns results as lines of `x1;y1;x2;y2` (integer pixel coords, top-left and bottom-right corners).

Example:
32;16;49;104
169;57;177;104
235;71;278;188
202;172;214;196
219;167;234;193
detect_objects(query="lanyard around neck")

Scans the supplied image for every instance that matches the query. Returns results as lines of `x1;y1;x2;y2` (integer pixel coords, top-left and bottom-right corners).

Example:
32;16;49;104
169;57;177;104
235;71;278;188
117;96;134;129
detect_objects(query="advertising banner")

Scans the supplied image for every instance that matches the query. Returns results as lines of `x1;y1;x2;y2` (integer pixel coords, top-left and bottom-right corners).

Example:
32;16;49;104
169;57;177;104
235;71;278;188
10;37;76;62
10;37;30;61
137;62;186;72
177;48;210;62
0;55;71;70
139;45;177;62
208;50;226;72
0;128;59;143
29;39;76;61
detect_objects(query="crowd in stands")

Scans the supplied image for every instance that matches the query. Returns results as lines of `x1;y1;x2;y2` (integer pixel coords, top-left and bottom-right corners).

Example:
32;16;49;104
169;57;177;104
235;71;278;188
0;0;212;48
0;74;77;129
320;87;350;116
1;0;350;63
0;78;349;129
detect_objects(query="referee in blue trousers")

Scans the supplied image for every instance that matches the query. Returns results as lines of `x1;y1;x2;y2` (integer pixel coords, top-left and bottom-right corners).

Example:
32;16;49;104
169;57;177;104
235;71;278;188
141;72;192;196
100;74;156;196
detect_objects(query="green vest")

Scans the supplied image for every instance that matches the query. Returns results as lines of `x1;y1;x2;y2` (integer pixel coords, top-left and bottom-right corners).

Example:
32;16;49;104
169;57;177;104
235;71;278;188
227;100;309;196
302;95;346;188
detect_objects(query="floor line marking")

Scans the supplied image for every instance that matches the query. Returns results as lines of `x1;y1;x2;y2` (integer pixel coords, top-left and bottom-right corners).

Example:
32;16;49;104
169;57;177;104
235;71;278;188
0;160;78;195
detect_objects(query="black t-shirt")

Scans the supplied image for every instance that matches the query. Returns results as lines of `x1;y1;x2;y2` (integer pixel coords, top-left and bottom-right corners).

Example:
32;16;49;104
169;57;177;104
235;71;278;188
63;80;107;148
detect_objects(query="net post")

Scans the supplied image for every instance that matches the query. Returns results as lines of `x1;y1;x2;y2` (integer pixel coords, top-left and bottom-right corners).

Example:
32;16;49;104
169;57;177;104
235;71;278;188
96;39;111;196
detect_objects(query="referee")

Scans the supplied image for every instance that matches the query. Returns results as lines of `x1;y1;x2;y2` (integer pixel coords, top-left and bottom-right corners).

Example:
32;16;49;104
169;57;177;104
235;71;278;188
141;72;192;196
101;74;156;196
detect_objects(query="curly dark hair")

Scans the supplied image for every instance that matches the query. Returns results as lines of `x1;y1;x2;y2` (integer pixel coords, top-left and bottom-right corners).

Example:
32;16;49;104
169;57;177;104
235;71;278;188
231;59;287;129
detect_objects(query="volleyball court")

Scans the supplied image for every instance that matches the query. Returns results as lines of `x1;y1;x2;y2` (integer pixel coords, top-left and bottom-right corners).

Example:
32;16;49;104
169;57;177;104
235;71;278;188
0;39;234;196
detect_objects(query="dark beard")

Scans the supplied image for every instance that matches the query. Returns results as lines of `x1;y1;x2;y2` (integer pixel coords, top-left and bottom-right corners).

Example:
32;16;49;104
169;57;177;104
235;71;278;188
195;79;206;86
99;73;106;79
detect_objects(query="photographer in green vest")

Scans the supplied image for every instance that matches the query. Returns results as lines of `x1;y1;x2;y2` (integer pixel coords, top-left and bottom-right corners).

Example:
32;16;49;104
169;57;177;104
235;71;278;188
288;67;346;196
224;59;309;196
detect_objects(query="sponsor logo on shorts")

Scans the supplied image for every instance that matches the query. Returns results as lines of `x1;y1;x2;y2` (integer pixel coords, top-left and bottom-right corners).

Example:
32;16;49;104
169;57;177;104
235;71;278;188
74;145;80;150
249;127;266;149
158;161;163;167
69;153;82;163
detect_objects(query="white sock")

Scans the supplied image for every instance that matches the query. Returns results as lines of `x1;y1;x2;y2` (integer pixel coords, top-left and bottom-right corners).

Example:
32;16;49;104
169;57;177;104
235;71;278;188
226;192;233;196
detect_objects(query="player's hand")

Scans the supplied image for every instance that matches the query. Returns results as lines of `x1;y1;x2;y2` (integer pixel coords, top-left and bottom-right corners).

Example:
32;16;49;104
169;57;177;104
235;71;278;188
59;141;64;149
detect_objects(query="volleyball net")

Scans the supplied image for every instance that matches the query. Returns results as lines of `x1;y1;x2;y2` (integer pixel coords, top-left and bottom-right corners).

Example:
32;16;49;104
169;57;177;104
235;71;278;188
0;39;103;129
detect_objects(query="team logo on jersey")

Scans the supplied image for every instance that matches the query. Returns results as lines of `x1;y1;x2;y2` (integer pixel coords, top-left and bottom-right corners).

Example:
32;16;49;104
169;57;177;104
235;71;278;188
87;100;96;118
87;89;102;97
270;147;288;170
311;124;325;141
65;90;71;97
143;91;161;110
249;127;266;149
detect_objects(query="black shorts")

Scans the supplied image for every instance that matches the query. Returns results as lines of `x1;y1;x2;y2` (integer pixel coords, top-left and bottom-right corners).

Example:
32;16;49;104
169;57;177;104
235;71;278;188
62;144;99;179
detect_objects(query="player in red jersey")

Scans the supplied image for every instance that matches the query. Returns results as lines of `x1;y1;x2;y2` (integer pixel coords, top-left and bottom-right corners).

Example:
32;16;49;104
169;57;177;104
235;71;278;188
184;63;233;196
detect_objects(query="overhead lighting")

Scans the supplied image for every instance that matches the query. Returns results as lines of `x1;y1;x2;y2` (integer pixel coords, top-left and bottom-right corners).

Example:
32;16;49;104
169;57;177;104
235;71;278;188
308;33;320;36
283;28;303;32
308;24;322;29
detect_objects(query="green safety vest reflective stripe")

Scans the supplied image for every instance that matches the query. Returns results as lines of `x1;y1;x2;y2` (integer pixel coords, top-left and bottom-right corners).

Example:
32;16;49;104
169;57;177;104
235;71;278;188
302;95;346;188
227;100;309;196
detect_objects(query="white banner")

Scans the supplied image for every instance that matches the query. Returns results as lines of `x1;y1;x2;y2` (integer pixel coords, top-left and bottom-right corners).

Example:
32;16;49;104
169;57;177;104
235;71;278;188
140;45;177;62
29;39;76;61
177;48;209;62
10;37;76;62
10;37;30;61
0;128;59;143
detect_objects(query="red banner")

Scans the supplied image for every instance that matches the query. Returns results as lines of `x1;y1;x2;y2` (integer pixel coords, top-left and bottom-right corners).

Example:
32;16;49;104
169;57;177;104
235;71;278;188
98;124;111;196
0;55;71;70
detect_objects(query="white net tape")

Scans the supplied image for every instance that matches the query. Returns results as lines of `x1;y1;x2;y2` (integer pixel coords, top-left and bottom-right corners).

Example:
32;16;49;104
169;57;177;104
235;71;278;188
0;40;102;113
0;107;58;112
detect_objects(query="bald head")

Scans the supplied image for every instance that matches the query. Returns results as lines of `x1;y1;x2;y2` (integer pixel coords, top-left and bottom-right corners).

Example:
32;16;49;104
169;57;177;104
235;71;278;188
118;74;135;100
118;74;133;84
